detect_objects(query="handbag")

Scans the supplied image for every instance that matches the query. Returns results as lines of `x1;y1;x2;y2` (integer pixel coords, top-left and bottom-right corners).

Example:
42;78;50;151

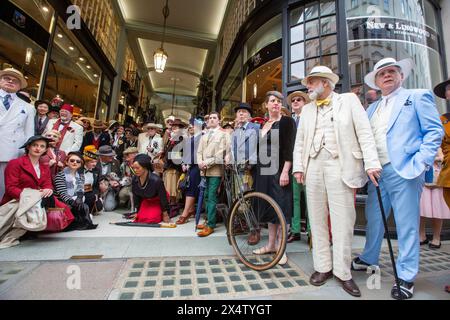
45;207;75;232
178;172;190;191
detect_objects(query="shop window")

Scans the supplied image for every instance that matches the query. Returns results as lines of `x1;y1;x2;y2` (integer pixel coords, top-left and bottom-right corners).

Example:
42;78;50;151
10;0;54;32
43;19;102;118
289;0;338;83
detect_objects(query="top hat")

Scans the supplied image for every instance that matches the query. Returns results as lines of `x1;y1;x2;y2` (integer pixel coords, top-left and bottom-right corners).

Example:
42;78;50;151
364;57;414;90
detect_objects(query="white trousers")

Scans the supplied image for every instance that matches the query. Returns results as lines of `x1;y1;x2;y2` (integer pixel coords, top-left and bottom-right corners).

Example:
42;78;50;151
305;150;356;281
0;162;7;200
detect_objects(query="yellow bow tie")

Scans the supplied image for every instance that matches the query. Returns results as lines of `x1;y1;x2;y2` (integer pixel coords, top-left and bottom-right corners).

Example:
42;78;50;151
316;98;331;107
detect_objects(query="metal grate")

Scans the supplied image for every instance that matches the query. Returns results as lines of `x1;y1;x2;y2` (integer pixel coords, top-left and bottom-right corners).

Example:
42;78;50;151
111;256;310;300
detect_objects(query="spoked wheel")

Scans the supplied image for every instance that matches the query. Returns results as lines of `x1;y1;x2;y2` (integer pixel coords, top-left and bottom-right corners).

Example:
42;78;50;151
228;191;287;271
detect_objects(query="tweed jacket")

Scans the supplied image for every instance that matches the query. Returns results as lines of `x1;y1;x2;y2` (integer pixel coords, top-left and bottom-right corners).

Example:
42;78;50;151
197;129;230;177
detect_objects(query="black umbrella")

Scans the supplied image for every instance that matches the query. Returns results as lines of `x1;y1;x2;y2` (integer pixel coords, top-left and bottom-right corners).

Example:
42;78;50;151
375;181;403;300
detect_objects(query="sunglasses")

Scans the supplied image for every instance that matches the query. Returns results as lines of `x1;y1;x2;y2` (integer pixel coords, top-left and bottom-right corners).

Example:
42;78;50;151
292;98;304;103
46;135;59;139
68;159;82;164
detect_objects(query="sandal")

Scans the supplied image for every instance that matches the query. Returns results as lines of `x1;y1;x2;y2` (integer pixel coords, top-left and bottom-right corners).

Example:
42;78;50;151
176;215;190;225
252;246;276;255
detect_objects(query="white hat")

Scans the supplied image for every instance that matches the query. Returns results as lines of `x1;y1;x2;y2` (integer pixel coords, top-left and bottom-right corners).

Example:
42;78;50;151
165;115;175;123
144;123;159;130
364;57;414;90
301;66;340;87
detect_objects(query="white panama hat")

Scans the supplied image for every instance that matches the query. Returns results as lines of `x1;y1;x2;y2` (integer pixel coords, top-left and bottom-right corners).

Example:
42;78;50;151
301;66;340;86
364;57;414;90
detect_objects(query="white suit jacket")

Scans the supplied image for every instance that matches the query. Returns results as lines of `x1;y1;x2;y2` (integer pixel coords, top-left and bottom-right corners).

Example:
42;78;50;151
44;119;84;153
137;133;163;158
293;92;381;188
0;95;35;162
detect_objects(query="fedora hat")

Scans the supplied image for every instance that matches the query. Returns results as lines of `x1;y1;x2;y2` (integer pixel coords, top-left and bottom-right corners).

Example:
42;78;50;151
92;119;103;129
234;103;253;115
96;145;116;157
0;68;28;89
364;57;414;90
301;66;340;87
287;91;311;107
20;135;52;149
434;78;450;100
171;118;187;128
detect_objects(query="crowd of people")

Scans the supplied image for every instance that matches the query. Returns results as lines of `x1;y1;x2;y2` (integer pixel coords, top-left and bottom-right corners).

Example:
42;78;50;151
1;54;450;299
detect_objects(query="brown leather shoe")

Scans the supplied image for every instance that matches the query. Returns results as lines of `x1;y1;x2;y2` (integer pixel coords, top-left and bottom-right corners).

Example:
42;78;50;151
176;215;190;225
197;226;214;237
196;224;205;230
247;229;261;245
309;271;333;286
336;277;361;297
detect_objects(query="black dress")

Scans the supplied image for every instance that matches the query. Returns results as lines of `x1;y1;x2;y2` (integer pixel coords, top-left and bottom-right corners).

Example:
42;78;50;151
254;116;296;224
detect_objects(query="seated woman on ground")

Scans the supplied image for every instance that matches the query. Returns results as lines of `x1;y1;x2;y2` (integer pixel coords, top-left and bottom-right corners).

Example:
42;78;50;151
41;130;66;180
131;154;171;224
83;145;103;214
54;152;97;230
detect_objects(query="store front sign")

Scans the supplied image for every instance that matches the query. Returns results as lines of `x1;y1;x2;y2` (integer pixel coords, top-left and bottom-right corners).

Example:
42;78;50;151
348;17;440;52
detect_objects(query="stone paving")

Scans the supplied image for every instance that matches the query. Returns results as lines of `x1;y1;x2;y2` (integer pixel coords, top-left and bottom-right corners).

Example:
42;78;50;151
109;256;310;300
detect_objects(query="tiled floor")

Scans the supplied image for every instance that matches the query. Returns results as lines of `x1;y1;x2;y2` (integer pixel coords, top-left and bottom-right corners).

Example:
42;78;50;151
110;256;310;300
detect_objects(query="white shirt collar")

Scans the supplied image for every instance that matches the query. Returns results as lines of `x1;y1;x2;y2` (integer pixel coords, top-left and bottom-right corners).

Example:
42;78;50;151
382;86;404;101
0;89;16;99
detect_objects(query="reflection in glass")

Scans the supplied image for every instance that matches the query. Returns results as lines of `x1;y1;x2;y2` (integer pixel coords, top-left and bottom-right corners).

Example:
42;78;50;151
321;0;336;16
291;42;305;62
291;61;305;81
305;39;320;59
305;3;319;21
306;58;320;74
321;35;337;55
321;55;339;74
321;16;336;35
246;15;282;60
305;20;320;39
290;6;304;26
291;24;304;44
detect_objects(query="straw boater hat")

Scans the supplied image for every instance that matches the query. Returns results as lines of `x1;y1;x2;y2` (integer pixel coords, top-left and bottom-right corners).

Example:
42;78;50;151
0;68;28;89
364;57;414;90
301;66;340;87
165;115;176;124
287;91;311;107
123;147;139;155
171;119;187;128
434;78;450;100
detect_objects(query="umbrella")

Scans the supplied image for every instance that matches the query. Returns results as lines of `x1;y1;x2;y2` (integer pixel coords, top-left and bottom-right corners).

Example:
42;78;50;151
375;181;403;300
195;174;208;232
110;222;176;228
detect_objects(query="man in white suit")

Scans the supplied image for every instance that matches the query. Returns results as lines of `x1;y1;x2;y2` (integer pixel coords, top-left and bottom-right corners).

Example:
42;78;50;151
0;68;35;199
137;123;163;160
293;66;382;297
44;104;83;154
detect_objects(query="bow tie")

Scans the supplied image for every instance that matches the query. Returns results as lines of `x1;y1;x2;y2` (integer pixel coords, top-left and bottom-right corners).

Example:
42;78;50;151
316;98;331;107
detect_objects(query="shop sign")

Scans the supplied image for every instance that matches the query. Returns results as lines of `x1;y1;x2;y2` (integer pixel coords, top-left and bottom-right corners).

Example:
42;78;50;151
245;38;282;76
348;17;440;52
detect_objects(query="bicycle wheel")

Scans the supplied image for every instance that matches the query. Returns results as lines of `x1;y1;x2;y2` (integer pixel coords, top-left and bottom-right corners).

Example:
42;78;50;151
228;191;287;271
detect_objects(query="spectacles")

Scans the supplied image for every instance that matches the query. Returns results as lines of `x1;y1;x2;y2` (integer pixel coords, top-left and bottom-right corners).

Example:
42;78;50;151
68;159;82;164
1;76;20;85
292;98;304;103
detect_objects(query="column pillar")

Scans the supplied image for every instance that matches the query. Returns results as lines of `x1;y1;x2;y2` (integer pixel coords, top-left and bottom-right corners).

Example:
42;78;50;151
108;26;127;121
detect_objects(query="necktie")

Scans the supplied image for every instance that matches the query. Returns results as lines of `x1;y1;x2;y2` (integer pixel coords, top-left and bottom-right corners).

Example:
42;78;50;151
295;116;300;127
39;117;43;129
316;98;331;107
3;94;11;111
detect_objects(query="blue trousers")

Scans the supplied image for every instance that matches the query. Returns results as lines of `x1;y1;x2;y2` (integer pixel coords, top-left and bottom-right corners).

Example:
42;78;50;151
359;163;424;282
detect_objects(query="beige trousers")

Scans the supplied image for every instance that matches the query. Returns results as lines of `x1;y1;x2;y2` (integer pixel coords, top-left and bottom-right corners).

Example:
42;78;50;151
305;149;356;281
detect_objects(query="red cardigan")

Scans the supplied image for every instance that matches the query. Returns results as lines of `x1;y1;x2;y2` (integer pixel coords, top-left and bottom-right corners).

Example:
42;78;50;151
1;155;53;205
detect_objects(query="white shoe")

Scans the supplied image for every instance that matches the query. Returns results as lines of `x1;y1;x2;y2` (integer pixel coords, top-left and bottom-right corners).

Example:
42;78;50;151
278;253;288;265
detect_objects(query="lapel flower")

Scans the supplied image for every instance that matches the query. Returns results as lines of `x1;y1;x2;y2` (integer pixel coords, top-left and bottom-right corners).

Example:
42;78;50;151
404;99;412;106
68;127;74;133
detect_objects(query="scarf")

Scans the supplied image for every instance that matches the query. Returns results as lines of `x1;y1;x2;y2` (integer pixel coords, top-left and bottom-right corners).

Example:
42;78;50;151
52;119;72;149
63;167;85;197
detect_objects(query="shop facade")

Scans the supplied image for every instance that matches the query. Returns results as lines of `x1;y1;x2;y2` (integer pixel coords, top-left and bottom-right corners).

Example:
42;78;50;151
215;0;449;236
216;0;448;119
0;0;117;120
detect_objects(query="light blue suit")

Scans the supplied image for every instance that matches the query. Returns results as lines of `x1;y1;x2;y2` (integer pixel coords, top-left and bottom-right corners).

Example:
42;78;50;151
359;88;443;282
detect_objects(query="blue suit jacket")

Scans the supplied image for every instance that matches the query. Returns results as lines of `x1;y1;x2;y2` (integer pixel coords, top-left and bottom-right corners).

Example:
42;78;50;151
231;121;260;165
367;88;444;180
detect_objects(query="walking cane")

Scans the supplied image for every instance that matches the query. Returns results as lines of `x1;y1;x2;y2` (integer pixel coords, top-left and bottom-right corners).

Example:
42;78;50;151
374;178;403;300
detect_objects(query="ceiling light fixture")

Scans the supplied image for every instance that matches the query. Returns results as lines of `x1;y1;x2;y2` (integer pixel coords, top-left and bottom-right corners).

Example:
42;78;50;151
154;0;169;73
57;34;63;38
25;48;33;65
79;57;85;61
42;6;49;12
69;46;74;51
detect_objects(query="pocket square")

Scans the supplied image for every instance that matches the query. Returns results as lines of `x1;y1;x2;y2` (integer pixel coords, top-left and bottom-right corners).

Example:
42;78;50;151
404;99;412;106
20;110;26;114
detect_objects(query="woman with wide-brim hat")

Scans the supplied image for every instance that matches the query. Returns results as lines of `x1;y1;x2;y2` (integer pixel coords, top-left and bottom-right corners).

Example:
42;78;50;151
163;119;187;205
41;130;67;180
